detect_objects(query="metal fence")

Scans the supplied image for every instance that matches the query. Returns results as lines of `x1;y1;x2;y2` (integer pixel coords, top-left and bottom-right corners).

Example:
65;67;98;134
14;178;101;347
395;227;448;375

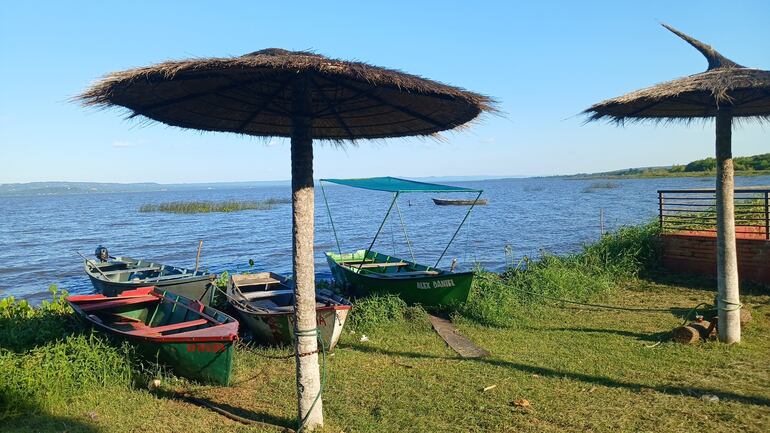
658;186;770;239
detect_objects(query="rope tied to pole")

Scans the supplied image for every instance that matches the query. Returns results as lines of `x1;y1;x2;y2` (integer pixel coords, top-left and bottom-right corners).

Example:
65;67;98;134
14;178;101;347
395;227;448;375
293;327;327;433
717;298;743;312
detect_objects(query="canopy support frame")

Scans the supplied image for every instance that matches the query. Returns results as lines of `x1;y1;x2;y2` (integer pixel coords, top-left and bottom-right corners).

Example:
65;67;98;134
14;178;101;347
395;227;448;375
434;191;483;268
320;181;342;255
359;192;400;272
395;199;416;263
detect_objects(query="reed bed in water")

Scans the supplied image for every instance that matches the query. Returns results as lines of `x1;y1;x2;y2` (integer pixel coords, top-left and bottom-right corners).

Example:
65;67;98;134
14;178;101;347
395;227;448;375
139;198;290;214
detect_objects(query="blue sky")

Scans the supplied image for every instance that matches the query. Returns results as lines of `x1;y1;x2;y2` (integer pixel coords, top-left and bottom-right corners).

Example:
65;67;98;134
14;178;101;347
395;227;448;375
1;1;768;183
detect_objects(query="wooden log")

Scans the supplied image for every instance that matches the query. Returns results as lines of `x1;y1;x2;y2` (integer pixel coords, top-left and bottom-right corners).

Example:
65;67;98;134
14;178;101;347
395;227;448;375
671;320;713;344
741;308;752;325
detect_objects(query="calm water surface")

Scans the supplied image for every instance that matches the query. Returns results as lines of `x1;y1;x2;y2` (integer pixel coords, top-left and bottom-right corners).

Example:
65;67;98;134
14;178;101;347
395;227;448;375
2;176;769;302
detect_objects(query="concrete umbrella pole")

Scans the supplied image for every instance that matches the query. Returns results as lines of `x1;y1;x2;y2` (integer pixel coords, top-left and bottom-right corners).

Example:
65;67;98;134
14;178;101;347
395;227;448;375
715;108;740;343
290;72;323;426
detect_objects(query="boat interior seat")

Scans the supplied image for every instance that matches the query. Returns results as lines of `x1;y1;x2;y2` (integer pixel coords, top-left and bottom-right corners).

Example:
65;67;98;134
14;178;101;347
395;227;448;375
122;318;209;336
99;267;161;276
356;262;408;269
250;300;294;312
79;295;158;312
150;318;208;333
336;259;374;265
151;273;202;282
381;270;440;277
240;289;294;300
238;277;282;286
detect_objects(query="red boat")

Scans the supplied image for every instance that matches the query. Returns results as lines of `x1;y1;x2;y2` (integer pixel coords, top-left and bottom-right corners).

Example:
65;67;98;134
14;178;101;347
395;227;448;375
67;286;238;385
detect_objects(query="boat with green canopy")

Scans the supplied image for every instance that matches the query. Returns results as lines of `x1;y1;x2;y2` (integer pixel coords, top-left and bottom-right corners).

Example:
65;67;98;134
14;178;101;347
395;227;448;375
321;176;483;306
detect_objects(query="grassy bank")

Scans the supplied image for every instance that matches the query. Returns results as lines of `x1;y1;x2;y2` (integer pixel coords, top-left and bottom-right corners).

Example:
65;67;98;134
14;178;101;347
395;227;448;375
3;225;769;432
139;198;290;214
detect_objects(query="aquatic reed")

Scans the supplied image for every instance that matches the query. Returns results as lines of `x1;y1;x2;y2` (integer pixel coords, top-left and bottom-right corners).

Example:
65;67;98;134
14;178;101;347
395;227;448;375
139;198;290;214
582;181;621;192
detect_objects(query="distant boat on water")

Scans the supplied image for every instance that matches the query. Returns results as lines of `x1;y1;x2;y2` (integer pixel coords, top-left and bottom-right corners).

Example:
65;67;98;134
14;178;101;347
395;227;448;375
432;198;488;206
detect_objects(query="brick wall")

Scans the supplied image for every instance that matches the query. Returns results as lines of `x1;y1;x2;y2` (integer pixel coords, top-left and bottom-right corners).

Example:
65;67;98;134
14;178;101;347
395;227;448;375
662;233;770;284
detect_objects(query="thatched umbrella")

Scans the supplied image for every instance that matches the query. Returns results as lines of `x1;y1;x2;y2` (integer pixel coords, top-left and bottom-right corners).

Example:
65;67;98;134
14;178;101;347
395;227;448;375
584;24;770;344
79;48;494;430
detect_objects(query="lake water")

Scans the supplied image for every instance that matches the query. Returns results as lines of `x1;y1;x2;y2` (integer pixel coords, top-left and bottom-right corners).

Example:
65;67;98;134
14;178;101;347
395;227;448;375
2;175;769;302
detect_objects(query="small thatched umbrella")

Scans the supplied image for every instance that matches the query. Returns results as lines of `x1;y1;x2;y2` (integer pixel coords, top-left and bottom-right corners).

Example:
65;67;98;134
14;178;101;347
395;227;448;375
79;48;494;430
584;24;770;344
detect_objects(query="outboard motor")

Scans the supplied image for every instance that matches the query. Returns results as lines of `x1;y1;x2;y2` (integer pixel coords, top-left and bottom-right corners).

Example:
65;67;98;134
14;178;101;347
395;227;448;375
95;246;110;262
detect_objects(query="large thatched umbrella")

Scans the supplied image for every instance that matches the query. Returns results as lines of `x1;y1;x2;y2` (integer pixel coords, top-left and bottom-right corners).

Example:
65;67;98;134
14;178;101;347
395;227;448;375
584;24;770;344
79;48;494;430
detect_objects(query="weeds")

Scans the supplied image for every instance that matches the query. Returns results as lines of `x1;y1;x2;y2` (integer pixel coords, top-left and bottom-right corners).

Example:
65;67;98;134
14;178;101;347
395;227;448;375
347;294;428;332
0;286;75;352
461;222;662;327
0;288;140;420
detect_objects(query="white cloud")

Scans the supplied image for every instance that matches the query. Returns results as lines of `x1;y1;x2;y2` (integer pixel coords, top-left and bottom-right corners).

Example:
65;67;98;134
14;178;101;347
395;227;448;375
111;141;135;148
480;137;496;144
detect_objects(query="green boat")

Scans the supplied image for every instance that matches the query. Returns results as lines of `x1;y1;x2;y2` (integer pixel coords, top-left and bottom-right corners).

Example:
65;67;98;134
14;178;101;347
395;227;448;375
83;248;216;305
67;286;238;385
321;177;484;306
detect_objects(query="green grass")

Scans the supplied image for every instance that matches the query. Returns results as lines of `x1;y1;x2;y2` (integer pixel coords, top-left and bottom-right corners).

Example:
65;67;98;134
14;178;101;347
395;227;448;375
139;198;290;214
5;279;768;433
3;225;769;432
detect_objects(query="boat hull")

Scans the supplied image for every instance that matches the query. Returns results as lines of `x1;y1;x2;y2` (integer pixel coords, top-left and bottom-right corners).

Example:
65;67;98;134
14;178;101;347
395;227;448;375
68;287;237;385
233;306;350;350
432;198;487;206
84;257;216;305
326;251;474;306
88;274;215;304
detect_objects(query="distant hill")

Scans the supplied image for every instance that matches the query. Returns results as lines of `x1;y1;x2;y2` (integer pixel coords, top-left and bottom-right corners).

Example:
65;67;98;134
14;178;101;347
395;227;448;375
570;153;770;179
0;180;291;196
0;176;519;197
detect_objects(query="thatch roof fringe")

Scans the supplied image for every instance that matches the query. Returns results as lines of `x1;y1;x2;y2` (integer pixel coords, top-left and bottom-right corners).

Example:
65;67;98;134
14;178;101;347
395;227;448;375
78;48;497;140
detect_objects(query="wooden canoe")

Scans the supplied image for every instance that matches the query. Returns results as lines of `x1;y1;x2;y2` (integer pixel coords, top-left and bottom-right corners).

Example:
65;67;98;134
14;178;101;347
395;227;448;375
83;256;216;305
227;272;352;351
432;198;487;206
325;250;474;306
67;286;238;385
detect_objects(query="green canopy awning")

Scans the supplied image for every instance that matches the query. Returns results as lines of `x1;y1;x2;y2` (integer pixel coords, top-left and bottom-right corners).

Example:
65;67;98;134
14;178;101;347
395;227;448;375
321;176;481;193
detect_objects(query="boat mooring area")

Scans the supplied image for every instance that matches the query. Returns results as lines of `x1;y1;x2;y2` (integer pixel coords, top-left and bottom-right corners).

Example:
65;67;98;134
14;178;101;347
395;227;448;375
3;4;770;433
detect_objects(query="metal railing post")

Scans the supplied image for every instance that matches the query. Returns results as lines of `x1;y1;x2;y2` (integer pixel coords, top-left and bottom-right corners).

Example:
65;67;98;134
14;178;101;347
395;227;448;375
765;191;769;240
658;191;665;232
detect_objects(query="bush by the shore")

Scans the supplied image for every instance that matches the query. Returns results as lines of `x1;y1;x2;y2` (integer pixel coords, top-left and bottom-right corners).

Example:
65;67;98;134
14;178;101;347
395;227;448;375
0;288;139;420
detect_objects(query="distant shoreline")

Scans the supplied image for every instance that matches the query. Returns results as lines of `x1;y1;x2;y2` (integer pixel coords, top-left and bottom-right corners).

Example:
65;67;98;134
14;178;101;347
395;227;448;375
558;170;770;180
3;171;770;197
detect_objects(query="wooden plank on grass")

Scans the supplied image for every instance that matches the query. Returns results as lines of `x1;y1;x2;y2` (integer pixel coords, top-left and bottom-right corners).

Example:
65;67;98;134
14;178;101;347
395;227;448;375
428;314;490;358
